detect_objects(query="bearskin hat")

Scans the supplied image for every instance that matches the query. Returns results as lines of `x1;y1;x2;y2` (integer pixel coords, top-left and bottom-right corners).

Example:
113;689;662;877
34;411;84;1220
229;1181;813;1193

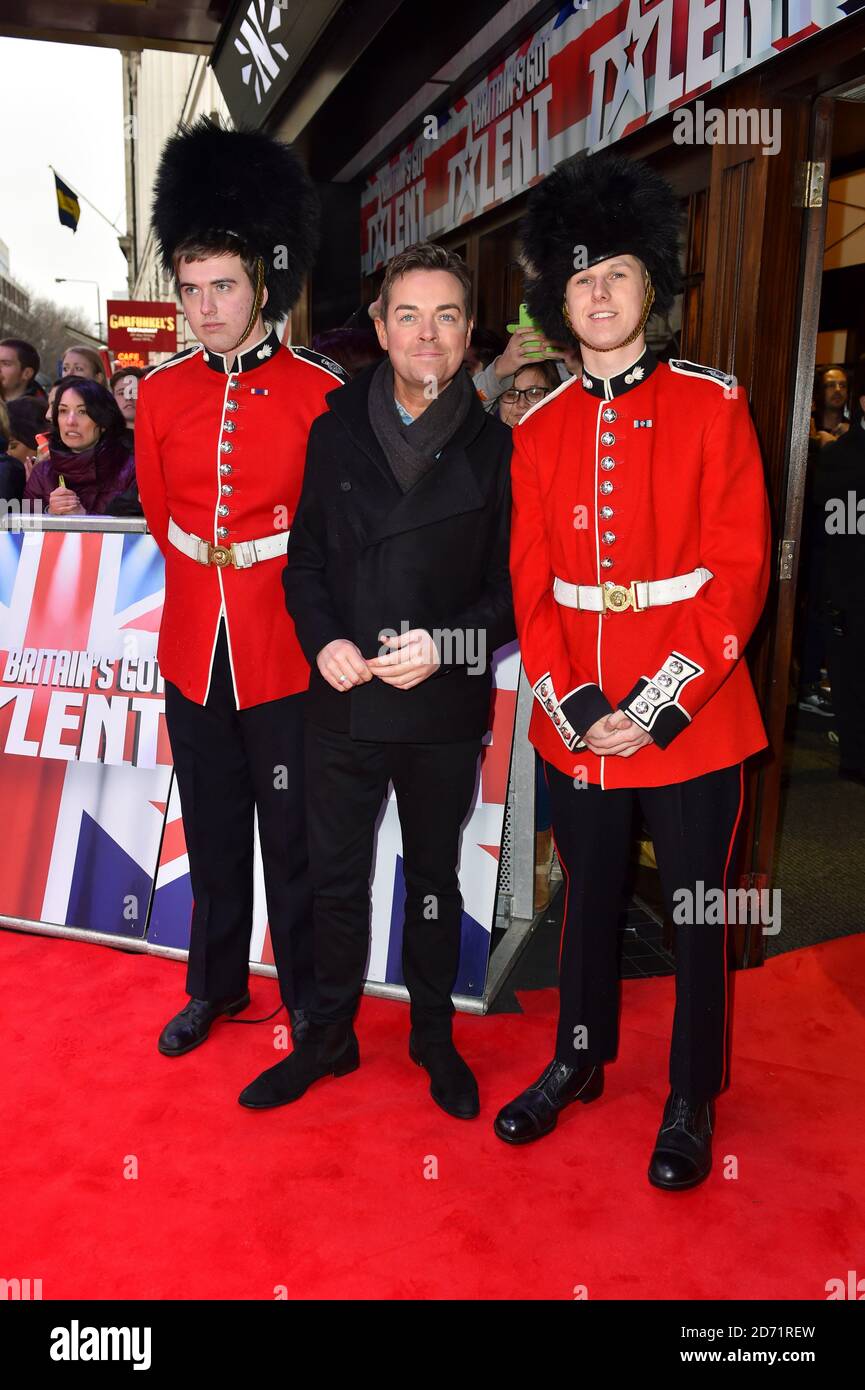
519;152;682;348
151;117;319;324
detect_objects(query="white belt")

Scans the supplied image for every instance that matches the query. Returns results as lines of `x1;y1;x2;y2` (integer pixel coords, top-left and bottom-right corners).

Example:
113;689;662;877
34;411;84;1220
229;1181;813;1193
553;567;713;615
168;517;289;570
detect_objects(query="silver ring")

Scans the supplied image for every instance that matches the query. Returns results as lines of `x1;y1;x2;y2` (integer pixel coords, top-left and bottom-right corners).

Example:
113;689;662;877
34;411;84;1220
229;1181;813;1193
338;674;347;683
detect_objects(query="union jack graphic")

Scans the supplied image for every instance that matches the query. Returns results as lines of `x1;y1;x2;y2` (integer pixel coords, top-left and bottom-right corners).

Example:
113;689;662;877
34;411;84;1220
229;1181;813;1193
0;531;170;934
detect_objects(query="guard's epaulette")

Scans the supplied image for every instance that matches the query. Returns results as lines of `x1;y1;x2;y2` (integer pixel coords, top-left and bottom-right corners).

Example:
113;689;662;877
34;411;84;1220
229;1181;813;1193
143;344;202;380
668;358;736;390
288;345;349;384
515;371;579;426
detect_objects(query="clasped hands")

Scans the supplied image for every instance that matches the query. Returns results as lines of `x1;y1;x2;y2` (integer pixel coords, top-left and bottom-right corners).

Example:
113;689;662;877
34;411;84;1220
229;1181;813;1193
317;630;440;693
582;708;652;759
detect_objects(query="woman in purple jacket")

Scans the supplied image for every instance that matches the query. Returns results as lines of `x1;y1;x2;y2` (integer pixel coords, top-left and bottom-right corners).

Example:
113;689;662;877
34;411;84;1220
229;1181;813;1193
25;375;135;516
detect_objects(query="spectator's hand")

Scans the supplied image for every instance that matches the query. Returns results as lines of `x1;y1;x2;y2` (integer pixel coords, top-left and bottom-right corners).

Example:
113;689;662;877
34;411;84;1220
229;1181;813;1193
495;327;562;380
316;638;372;691
583;709;652;758
366;628;440;689
23;453;37;481
48;486;85;516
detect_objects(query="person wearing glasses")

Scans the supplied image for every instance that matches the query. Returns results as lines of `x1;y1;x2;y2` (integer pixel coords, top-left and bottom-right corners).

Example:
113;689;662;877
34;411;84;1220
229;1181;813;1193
497;360;562;429
498;357;563;911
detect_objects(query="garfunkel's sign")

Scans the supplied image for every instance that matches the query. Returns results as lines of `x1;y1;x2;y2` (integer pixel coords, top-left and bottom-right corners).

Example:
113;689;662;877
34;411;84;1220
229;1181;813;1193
361;0;851;274
106;300;177;363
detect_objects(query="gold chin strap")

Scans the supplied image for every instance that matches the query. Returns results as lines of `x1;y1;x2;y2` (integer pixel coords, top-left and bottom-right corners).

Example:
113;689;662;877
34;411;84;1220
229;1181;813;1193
230;254;266;352
563;270;655;353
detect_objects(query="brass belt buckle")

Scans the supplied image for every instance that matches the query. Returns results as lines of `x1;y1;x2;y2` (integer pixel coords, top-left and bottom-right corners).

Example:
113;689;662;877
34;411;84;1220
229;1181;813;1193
208;543;233;568
602;581;642;613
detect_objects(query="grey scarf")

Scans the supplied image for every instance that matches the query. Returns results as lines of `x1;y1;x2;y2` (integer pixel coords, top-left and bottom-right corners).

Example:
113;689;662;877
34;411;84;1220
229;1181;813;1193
367;358;474;493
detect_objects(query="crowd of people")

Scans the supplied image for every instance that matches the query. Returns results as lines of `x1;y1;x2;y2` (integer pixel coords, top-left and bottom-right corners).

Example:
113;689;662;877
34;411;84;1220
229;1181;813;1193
0;336;144;515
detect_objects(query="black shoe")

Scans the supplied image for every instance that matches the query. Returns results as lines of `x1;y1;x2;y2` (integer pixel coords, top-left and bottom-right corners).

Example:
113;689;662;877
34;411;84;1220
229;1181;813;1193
493;1059;604;1144
157;992;250;1056
409;1031;480;1119
648;1092;714;1190
797;684;834;717
289;1008;310;1046
238;1022;359;1110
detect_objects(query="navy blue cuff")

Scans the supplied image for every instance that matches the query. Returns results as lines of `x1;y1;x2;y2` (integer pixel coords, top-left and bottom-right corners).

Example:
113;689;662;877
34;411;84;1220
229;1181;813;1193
560;683;615;739
618;678;690;749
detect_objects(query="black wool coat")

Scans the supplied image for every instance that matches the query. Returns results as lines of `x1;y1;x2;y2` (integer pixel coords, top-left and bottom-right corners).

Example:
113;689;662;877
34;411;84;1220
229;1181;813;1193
283;364;515;742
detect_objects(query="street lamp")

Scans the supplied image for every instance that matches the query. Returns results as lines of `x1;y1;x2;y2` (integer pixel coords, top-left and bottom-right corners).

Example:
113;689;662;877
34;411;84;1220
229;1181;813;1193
55;278;103;341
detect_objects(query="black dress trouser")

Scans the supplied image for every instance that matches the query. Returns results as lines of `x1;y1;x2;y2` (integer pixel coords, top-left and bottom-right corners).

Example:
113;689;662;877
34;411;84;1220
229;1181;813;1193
545;760;745;1106
163;622;315;1011
304;720;482;1036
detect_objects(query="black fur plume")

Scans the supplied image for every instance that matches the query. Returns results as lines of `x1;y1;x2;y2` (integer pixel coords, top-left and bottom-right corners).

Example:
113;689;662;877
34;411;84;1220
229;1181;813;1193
519;152;682;347
151;117;319;323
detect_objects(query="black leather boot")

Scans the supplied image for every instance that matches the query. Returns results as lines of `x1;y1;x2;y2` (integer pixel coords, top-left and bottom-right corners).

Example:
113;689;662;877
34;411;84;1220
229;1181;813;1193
648;1092;714;1190
237;1021;359;1110
157;992;250;1056
409;1031;480;1119
493;1059;604;1144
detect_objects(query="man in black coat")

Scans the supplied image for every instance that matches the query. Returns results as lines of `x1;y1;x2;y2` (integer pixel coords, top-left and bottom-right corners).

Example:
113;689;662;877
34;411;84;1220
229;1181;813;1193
239;242;515;1118
817;355;865;783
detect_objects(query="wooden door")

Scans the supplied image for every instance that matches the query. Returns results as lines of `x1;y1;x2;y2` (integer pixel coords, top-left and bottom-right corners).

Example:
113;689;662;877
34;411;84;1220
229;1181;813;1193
695;81;828;964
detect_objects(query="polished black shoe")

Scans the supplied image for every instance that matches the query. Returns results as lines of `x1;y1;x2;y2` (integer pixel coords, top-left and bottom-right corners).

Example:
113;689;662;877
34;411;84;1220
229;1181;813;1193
238;1022;359;1110
409;1032;480;1119
648;1091;714;1190
157;992;250;1057
493;1059;604;1144
289;1008;310;1046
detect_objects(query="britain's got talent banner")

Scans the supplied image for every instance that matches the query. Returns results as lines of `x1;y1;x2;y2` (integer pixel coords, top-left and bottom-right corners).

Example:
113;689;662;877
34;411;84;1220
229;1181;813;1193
0;529;516;997
361;0;848;273
0;530;170;938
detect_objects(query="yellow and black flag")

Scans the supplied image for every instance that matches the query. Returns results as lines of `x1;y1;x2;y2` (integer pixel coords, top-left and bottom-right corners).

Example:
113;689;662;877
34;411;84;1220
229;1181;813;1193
53;171;80;232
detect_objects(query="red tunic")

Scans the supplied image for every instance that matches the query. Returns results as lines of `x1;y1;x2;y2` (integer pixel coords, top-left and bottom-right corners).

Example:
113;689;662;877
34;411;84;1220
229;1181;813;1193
135;329;346;709
509;346;771;789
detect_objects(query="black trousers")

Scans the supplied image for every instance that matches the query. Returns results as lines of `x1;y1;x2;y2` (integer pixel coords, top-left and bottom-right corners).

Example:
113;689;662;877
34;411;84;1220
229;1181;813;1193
545;761;745;1105
163;622;315;1011
304;721;482;1035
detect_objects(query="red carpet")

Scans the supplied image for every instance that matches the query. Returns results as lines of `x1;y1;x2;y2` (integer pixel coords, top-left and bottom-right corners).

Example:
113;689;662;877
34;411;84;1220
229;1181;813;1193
1;928;863;1300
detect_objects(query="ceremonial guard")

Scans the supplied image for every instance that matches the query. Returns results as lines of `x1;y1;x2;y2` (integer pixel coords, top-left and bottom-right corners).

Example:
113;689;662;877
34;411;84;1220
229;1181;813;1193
495;154;772;1188
136;119;346;1072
